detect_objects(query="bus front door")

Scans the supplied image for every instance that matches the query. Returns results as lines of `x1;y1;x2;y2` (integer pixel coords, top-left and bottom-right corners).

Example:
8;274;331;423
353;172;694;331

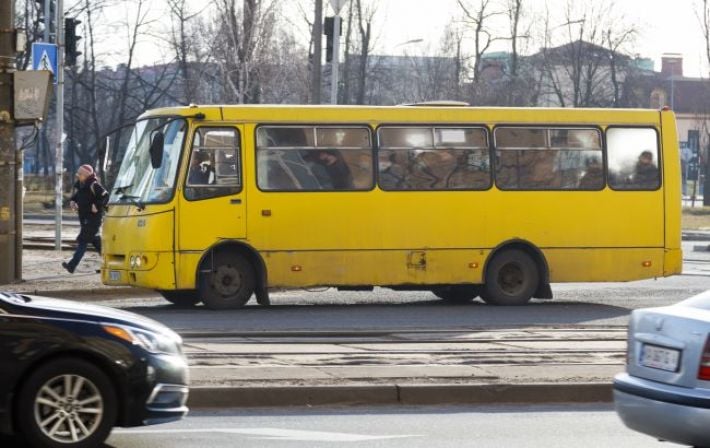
177;125;246;258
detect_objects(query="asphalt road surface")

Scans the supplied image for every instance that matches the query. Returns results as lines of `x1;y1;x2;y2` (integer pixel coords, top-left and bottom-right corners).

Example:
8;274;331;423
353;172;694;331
0;404;673;448
98;274;710;333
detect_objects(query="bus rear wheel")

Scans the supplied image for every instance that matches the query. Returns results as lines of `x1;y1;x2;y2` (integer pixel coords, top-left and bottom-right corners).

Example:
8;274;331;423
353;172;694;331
158;290;201;307
481;249;539;306
198;253;255;310
432;285;480;303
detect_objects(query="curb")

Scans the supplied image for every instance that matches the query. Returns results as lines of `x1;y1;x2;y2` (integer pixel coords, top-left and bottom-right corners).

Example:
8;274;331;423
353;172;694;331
187;383;613;408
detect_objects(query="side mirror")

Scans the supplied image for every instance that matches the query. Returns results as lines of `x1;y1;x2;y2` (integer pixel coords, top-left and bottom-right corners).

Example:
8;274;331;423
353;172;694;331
149;131;164;169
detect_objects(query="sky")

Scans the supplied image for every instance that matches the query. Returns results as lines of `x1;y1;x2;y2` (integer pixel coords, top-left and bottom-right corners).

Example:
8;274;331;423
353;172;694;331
367;0;708;77
100;0;709;78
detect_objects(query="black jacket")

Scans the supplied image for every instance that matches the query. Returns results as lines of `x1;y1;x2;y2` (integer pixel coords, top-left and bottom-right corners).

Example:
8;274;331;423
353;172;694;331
70;176;109;224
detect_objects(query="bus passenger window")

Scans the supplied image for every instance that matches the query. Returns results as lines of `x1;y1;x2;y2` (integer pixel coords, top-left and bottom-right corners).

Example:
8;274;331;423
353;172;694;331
185;127;241;200
494;127;603;190
256;126;373;191
377;127;490;191
606;128;660;190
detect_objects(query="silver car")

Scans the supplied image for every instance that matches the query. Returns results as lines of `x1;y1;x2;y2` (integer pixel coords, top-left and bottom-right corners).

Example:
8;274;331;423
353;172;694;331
615;290;710;448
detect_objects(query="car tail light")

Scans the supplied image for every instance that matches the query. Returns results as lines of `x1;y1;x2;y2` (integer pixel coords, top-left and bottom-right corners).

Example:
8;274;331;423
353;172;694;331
699;336;710;380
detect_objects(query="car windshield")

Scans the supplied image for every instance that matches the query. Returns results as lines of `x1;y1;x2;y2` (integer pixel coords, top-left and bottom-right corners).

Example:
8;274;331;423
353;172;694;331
109;117;187;205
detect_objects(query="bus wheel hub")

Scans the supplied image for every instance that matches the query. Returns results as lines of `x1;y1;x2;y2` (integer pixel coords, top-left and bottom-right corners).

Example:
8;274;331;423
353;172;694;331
213;265;241;296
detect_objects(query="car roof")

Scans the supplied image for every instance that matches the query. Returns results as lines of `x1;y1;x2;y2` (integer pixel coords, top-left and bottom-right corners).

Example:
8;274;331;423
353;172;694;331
678;290;710;310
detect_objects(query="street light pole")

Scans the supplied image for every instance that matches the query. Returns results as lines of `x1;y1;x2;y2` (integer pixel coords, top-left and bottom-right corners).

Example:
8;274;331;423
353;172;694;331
54;0;64;250
328;0;346;105
330;14;341;104
0;0;17;284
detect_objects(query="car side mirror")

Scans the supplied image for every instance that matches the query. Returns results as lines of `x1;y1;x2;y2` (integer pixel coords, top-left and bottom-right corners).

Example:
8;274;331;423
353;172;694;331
149;131;165;169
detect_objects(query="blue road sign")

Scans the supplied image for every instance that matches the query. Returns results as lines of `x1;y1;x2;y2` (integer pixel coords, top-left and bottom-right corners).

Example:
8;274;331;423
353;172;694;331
31;42;58;84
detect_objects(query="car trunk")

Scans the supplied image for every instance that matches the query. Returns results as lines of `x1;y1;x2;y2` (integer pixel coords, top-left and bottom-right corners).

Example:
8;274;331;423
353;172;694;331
627;305;710;389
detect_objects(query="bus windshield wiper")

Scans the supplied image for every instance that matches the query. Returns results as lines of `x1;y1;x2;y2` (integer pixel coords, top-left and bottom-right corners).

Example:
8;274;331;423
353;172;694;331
119;194;145;211
113;184;132;195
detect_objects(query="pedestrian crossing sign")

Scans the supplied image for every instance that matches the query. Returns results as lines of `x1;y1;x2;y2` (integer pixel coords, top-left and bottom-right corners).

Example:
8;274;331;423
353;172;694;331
31;42;58;84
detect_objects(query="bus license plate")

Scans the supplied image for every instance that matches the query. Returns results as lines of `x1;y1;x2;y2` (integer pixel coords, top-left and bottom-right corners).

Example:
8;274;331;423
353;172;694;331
109;270;121;282
640;344;680;372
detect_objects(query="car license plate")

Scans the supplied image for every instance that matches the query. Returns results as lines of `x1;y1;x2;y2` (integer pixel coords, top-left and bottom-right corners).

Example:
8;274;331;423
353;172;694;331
640;344;680;372
109;270;121;282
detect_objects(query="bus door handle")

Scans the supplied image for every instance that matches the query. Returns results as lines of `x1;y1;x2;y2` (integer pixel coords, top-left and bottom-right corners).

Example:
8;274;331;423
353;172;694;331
230;198;242;205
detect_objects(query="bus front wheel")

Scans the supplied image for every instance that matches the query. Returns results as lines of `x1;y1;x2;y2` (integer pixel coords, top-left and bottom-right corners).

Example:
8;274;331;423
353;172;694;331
481;249;539;306
432;285;480;303
199;253;255;310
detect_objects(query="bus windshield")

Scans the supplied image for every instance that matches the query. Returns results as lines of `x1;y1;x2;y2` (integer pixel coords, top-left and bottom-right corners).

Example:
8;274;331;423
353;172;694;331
110;117;186;205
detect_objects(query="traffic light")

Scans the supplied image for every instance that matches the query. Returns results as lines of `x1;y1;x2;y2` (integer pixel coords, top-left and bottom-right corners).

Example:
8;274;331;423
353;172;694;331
65;18;82;66
36;0;56;40
323;16;342;63
324;16;334;62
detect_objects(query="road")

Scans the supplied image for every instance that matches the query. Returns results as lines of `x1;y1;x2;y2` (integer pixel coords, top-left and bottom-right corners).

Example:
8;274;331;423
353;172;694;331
96;274;710;334
114;405;675;447
2;404;671;448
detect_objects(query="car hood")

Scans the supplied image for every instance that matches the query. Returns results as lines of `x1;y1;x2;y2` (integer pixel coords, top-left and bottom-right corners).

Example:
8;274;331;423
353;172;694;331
4;294;177;338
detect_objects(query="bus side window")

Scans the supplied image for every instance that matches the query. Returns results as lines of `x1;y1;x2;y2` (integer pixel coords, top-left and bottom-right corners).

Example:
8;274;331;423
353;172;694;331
606;128;660;190
494;127;603;190
377;127;490;191
185;127;241;200
257;126;373;191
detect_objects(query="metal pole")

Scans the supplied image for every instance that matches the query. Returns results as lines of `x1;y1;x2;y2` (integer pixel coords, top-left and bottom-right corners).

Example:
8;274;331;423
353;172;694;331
310;0;322;104
330;15;340;104
15;149;22;280
54;0;63;250
0;0;17;284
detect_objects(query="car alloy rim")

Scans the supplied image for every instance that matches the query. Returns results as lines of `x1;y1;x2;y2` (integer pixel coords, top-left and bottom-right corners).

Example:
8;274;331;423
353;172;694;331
34;374;104;443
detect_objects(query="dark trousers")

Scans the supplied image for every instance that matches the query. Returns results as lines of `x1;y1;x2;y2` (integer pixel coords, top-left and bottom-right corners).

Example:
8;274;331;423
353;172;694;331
68;223;101;270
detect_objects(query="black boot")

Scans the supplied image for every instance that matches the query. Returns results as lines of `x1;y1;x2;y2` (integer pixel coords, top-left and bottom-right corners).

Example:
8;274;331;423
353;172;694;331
61;262;75;274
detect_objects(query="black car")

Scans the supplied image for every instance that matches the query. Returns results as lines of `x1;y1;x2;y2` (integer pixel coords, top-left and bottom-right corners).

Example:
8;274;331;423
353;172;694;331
0;292;189;448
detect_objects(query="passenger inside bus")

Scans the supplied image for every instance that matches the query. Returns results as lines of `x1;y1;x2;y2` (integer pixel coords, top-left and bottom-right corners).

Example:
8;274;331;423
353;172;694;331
632;150;659;188
303;149;354;189
187;151;215;185
578;156;604;189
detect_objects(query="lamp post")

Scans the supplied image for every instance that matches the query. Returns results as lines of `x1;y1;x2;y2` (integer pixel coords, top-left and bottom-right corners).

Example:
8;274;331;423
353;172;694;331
328;0;347;104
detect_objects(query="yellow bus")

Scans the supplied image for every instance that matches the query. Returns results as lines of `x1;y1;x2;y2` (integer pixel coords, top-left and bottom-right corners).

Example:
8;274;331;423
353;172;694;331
101;104;682;309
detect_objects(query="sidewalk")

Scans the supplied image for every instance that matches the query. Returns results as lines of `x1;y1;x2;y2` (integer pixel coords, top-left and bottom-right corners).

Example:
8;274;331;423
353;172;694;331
2;249;146;297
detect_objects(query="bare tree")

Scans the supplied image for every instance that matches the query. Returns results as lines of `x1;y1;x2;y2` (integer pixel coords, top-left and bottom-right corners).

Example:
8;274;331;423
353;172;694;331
457;0;503;85
354;0;376;104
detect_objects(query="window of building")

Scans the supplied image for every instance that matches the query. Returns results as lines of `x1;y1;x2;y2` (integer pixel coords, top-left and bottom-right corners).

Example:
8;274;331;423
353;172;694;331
494;127;604;190
185;127;241;200
256;126;373;191
607;127;660;190
377;126;490;190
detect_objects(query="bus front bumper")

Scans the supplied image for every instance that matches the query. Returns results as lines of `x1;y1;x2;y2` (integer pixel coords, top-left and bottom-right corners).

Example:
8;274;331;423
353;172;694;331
102;251;176;290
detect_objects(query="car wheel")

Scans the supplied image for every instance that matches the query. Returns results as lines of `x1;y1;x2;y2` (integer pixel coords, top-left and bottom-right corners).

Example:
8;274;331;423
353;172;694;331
158;290;201;307
481;249;539;306
17;358;117;448
432;285;480;303
199;253;255;310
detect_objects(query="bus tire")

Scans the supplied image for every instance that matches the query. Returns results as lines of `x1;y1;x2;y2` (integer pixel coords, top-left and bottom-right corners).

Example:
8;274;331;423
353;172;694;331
199;253;255;310
158;290;201;307
481;249;538;306
432;285;480;303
